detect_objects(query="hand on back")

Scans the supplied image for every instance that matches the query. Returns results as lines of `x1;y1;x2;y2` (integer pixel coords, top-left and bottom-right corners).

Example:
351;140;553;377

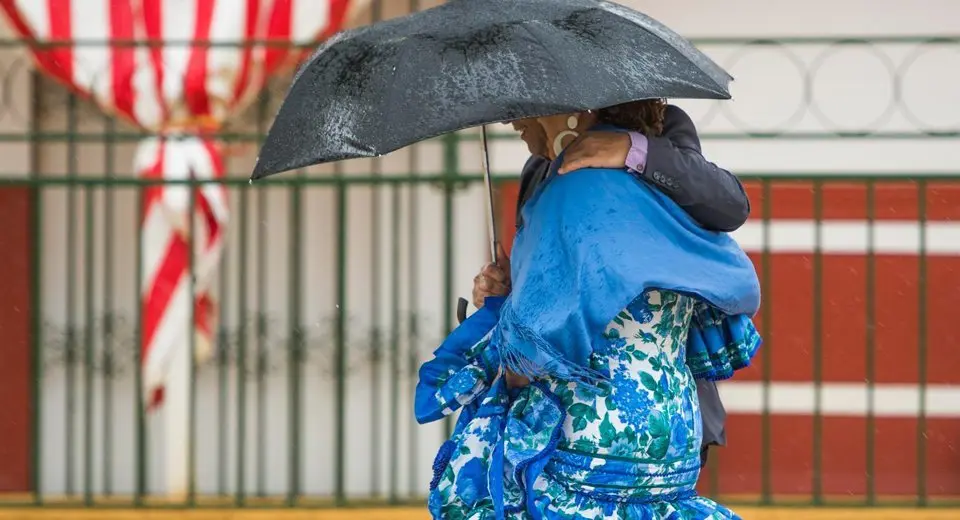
557;131;631;174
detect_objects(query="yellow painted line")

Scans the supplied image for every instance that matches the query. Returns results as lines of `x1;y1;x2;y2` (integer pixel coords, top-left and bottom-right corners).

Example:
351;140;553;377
0;509;416;520
0;508;957;520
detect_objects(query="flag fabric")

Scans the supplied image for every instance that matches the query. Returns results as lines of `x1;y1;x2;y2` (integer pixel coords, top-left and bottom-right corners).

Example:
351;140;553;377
0;0;354;410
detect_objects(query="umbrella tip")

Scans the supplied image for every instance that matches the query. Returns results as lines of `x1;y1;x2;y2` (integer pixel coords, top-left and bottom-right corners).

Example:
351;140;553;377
250;162;269;181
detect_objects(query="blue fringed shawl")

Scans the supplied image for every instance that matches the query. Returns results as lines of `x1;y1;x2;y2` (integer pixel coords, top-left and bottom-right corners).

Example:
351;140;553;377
491;160;762;385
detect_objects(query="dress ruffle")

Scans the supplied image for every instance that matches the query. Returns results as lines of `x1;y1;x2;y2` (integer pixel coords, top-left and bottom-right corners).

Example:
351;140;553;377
686;305;762;381
431;381;741;519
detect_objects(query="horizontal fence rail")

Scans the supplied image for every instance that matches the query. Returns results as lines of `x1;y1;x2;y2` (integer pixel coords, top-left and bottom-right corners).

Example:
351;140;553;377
0;14;956;512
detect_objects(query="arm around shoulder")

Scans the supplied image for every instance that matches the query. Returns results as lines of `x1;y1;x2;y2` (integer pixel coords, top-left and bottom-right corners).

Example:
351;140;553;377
642;106;750;232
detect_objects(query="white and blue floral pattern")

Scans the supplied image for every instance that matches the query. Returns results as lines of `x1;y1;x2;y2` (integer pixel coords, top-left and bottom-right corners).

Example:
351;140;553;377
421;290;745;519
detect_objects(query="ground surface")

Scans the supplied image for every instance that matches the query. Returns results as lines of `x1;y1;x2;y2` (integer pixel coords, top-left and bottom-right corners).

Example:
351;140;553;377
0;508;958;520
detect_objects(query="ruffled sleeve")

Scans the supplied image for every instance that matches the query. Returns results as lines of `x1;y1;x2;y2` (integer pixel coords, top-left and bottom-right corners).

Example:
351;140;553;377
415;296;505;424
685;302;762;381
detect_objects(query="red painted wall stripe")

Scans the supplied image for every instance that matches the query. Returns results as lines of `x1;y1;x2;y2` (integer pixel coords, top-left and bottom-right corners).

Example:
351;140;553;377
742;253;960;385
742;182;960;221
703;415;960;497
0;188;32;492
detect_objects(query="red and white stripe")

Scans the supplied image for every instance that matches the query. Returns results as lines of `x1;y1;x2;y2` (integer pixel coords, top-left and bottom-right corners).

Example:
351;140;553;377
1;0;355;410
715;182;960;496
135;136;227;408
732;219;960;255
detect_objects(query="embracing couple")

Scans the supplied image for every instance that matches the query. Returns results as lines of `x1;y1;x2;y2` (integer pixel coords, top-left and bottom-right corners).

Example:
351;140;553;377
415;101;761;519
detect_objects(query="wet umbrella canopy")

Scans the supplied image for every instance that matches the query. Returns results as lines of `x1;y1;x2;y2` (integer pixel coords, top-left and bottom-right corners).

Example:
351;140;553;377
251;0;732;179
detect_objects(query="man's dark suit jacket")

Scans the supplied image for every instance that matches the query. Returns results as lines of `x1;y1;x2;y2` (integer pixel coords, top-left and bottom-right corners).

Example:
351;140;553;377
515;105;749;462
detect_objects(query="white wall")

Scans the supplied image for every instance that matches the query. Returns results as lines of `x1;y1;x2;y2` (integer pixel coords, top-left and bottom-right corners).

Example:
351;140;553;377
15;0;959;498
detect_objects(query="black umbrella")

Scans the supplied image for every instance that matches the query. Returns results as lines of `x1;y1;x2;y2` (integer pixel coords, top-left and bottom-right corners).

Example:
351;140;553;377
254;0;730;177
252;0;732;277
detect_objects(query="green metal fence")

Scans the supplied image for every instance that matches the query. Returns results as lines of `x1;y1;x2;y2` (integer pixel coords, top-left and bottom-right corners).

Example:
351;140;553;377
0;7;957;510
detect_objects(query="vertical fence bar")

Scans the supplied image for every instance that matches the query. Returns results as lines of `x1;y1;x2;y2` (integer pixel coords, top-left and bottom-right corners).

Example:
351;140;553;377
369;190;383;497
389;181;401;503
287;173;304;506
255;92;270;499
369;166;383;498
187;174;198;507
811;180;824;505
64;92;78;498
101;116;116;498
865;180;876;505
916;180;928;507
441;133;457;439
407;149;420;499
760;179;773;505
217;209;230;497
134;149;148;506
29;69;44;506
236;177;250;506
256;182;269;498
82;182;95;506
334;167;349;505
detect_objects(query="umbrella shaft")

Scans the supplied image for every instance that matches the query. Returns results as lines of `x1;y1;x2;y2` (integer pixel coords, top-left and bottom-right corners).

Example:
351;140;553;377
480;126;499;263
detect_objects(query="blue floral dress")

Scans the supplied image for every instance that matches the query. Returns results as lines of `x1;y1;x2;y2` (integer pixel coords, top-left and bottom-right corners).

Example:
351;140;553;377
420;290;744;519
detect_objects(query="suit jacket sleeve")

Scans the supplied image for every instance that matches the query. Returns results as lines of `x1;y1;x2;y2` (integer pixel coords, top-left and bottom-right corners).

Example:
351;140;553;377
640;105;750;232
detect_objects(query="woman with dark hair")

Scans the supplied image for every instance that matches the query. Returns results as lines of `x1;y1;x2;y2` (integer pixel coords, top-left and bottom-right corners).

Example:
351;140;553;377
416;102;761;519
596;98;669;136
